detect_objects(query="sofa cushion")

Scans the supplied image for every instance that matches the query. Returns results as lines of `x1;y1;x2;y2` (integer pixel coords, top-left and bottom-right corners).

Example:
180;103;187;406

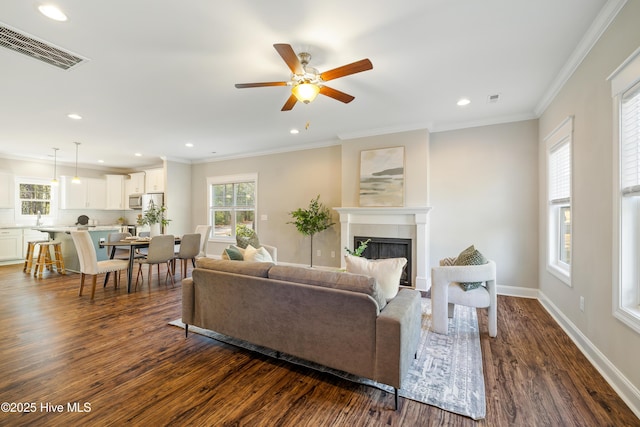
244;244;274;263
268;265;386;310
344;255;407;301
453;245;488;291
222;245;245;261
195;258;273;277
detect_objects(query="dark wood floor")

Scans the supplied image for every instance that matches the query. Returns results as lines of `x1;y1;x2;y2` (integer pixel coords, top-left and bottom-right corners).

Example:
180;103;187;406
0;263;637;427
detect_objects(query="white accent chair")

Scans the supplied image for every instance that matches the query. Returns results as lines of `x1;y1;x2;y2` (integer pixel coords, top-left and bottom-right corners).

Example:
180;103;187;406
70;231;130;300
431;260;497;337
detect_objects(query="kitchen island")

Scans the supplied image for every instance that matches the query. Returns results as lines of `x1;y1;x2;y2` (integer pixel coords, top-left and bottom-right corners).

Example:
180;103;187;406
33;226;121;273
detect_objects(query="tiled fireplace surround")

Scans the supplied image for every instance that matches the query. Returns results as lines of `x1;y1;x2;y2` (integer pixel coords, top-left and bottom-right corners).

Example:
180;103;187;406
334;207;432;291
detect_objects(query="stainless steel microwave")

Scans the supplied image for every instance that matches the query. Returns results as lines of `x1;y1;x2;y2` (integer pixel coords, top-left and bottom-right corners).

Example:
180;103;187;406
128;194;143;209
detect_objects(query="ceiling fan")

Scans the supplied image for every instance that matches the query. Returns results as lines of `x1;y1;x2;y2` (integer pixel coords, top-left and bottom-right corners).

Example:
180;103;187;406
235;43;373;111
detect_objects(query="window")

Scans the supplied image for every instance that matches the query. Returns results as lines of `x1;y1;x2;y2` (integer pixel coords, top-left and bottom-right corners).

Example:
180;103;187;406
15;178;57;224
610;46;640;333
545;117;573;285
207;174;257;241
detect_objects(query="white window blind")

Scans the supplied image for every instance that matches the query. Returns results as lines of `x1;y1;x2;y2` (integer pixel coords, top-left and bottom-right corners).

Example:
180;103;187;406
549;138;571;203
621;81;640;195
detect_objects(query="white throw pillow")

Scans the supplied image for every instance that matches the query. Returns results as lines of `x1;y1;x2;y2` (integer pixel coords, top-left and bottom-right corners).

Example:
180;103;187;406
244;244;274;263
344;255;407;301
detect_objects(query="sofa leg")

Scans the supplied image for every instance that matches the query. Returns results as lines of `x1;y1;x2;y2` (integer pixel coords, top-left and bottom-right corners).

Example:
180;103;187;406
185;324;189;338
394;388;399;410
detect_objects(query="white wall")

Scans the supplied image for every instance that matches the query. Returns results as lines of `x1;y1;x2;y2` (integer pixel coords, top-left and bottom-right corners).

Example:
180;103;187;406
190;146;343;266
538;0;640;411
164;159;192;236
429;120;539;290
341;129;429;207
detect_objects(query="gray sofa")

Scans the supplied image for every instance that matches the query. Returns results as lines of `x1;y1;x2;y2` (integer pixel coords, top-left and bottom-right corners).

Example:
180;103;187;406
181;258;422;408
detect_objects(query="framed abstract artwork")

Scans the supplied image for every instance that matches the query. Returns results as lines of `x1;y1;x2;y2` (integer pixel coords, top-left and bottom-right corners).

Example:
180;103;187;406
359;146;405;206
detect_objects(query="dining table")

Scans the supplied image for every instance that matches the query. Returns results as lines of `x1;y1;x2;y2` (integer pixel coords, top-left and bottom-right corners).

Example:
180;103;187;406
100;236;181;293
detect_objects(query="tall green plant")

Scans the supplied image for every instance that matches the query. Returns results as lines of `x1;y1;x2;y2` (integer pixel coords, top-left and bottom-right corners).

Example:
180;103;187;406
288;195;335;267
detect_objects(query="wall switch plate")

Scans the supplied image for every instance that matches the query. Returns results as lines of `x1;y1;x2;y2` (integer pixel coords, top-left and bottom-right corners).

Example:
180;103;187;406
580;296;585;312
260;214;268;221
316;250;321;257
331;251;335;258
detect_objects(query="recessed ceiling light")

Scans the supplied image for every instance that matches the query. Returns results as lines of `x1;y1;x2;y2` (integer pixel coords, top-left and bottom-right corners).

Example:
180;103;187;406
67;113;82;120
457;98;471;106
134;153;142;157
185;143;194;148
290;129;299;135
38;5;68;21
98;159;104;163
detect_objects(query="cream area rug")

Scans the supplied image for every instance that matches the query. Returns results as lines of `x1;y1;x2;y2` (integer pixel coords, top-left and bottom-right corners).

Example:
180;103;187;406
169;298;486;420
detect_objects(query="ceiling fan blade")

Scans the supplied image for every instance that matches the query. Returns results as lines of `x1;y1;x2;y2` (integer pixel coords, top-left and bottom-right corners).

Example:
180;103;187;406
281;94;298;111
319;86;355;104
235;82;288;88
274;44;304;75
320;59;373;82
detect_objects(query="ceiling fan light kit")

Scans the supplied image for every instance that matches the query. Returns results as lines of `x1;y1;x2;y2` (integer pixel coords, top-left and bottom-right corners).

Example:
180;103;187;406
292;82;320;103
235;43;372;111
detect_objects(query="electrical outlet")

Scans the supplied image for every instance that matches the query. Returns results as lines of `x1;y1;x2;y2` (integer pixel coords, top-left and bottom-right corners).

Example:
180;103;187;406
99;238;105;244
579;296;585;312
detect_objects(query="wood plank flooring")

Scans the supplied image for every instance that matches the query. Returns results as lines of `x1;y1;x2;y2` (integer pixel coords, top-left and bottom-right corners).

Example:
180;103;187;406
0;263;637;426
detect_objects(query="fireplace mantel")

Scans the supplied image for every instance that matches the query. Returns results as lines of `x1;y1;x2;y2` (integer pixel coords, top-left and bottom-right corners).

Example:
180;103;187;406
334;206;432;291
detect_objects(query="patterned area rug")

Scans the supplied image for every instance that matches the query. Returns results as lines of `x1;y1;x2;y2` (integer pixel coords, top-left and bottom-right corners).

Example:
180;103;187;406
169;298;486;420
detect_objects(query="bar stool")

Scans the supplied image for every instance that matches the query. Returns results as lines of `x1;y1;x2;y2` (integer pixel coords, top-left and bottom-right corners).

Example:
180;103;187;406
23;240;49;274
33;241;66;278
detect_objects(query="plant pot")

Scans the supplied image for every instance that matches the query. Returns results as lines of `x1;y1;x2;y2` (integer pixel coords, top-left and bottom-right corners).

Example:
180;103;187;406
149;223;161;237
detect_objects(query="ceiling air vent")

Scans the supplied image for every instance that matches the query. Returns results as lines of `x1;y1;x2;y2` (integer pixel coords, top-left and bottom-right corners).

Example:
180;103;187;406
487;93;501;103
0;23;87;70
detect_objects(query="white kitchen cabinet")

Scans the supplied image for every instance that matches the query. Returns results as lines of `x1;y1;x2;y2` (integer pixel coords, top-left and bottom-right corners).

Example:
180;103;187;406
0;229;22;261
106;175;126;210
127;172;145;195
60;176;106;209
145;168;164;193
0;173;14;208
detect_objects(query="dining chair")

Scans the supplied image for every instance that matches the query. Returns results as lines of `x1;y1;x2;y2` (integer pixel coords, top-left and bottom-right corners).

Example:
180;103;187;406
194;225;211;258
174;233;201;279
135;234;176;289
70;231;129;300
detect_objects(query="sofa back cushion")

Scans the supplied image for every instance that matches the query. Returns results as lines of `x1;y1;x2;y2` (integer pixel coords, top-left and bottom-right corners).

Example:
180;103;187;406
268;265;386;310
195;258;273;277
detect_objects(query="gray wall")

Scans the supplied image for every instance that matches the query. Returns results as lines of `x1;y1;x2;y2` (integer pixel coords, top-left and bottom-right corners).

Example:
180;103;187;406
190;146;343;266
538;0;640;396
430;120;539;290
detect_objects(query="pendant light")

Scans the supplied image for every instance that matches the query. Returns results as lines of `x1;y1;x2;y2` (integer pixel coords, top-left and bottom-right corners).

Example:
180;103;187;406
72;142;81;184
50;148;59;186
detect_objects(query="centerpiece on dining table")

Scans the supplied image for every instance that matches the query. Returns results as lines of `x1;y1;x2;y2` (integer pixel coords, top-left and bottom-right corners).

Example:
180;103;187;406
136;200;171;236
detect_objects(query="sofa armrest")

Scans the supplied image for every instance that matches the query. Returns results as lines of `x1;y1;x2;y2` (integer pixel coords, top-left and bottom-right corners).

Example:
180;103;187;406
375;289;422;388
181;277;195;325
262;244;277;263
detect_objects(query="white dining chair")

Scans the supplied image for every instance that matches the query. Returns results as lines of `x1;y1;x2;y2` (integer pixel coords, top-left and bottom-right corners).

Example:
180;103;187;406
71;231;130;300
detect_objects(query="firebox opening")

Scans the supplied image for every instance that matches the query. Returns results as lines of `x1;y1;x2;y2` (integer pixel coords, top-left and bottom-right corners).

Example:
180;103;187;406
354;236;412;286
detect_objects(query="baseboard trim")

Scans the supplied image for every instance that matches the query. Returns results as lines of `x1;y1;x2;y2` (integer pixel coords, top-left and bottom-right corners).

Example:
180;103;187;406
496;284;539;299
538;291;640;419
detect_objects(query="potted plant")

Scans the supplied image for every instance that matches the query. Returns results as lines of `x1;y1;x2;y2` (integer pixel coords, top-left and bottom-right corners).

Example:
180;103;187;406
288;195;335;267
137;200;171;236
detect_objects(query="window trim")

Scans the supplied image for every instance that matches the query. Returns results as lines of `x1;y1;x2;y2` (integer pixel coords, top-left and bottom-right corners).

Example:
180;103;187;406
545;116;573;286
609;46;640;334
206;173;258;243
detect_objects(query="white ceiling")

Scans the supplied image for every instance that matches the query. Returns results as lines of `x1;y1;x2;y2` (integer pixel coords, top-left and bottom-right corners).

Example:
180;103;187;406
0;0;619;170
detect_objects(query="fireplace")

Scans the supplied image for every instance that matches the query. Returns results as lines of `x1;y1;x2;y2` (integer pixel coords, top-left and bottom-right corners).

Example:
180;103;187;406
335;207;432;291
354;236;412;286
